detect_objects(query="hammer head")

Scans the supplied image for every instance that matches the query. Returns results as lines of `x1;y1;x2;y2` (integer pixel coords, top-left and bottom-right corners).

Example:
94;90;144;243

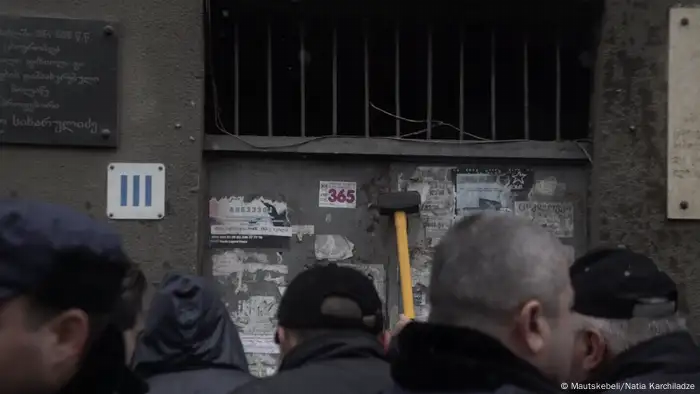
377;191;421;215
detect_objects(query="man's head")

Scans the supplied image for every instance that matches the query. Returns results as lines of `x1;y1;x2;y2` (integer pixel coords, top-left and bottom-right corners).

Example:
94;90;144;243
0;200;134;394
428;212;575;381
274;264;385;357
568;248;685;382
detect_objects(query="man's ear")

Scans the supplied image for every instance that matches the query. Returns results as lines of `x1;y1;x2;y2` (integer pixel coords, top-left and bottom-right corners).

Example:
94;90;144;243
43;309;90;367
582;330;606;372
514;300;549;355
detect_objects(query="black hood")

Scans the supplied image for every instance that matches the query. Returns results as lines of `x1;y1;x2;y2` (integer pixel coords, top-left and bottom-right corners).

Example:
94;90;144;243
132;273;249;377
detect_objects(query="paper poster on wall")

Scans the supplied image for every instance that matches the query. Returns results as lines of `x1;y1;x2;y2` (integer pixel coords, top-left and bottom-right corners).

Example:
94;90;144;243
514;201;574;238
398;167;456;247
410;249;432;321
246;353;278;377
209;196;292;249
454;168;532;218
319;181;357;208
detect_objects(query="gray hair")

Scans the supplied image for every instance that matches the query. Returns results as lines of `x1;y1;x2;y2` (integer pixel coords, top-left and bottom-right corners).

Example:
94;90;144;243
578;313;688;355
428;212;573;330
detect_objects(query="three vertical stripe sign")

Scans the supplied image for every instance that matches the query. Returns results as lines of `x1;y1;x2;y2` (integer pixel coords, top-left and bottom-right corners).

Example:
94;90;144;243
106;163;166;220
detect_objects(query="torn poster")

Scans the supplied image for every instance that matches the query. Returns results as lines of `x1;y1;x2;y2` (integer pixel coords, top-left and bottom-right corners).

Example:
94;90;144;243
314;234;354;261
454;168;533;217
410;249;432;321
234;295;280;334
514;201;574;238
212;250;287;293
209;196;292;249
240;333;278;354
337;263;386;303
398;167;456;246
246;353;278;378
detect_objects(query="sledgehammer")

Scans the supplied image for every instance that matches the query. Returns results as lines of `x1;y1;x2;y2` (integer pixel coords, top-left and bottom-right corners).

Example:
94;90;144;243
377;191;421;319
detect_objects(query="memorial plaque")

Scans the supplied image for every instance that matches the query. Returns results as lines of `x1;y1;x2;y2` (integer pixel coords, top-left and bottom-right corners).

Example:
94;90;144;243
0;15;119;147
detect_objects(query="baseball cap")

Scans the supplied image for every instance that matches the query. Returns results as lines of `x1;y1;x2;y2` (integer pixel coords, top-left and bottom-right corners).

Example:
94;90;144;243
570;247;678;319
0;199;130;313
276;264;384;335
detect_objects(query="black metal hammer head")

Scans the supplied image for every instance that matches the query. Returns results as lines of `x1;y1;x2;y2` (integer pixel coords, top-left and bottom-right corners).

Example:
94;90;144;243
377;191;421;215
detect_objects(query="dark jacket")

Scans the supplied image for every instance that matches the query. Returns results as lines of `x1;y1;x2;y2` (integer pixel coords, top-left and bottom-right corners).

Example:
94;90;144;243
133;273;253;394
386;322;563;394
582;332;700;393
59;325;148;394
231;331;391;394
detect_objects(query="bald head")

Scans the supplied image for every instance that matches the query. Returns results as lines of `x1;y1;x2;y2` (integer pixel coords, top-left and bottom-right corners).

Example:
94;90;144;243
429;211;573;327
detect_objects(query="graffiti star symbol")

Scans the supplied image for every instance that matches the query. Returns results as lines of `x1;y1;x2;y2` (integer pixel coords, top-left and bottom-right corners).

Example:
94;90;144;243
510;172;527;189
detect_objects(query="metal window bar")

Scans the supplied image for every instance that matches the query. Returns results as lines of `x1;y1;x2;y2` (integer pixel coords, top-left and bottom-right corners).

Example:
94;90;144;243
266;21;273;136
300;22;307;137
233;23;240;135
490;29;497;140
426;25;433;140
332;27;338;136
523;34;530;140
458;25;464;142
363;21;370;137
555;38;561;141
221;18;582;143
394;22;401;137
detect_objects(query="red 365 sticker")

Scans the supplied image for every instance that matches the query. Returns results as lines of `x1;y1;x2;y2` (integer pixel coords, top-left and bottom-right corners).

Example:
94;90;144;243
319;181;357;208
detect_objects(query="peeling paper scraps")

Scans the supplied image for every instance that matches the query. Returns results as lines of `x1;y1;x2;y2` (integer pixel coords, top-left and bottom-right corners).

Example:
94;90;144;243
514;201;574;238
314;234;354;261
246;353;278;378
235;295;279;334
398;167;456;247
212;250;287;293
532;177;559;197
291;225;315;241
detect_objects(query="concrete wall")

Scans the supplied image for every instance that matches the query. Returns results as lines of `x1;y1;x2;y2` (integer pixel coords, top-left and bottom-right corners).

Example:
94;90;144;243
0;0;205;280
590;0;700;331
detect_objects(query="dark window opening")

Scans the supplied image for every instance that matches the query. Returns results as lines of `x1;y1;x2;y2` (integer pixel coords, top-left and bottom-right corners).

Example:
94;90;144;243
206;1;602;141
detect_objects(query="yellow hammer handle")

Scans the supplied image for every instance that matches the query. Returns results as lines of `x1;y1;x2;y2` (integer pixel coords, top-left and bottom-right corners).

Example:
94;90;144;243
394;211;415;319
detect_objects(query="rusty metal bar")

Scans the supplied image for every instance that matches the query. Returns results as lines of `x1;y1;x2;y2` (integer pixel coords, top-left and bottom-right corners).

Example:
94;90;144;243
300;22;306;137
394;22;401;137
490;29;497;140
426;25;433;140
266;21;273;136
233;22;240;135
363;21;370;138
332;27;338;136
459;25;464;141
555;38;561;141
523;35;530;140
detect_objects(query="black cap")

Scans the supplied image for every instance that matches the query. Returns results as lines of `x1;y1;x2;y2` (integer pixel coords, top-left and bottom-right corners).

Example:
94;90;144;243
0;199;130;312
276;264;384;335
570;248;678;319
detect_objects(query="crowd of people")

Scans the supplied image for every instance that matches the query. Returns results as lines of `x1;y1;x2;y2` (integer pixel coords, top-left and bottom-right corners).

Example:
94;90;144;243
1;199;699;394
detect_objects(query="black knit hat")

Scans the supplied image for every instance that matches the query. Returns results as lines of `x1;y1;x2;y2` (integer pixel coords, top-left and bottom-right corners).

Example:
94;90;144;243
276;264;384;335
571;248;678;319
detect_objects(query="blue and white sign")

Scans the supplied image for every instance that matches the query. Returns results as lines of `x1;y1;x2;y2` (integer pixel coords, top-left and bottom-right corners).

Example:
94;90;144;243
106;163;166;220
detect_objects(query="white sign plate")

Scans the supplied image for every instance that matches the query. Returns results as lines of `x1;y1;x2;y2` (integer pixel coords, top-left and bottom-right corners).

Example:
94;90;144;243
318;181;357;208
668;8;700;219
106;163;166;220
